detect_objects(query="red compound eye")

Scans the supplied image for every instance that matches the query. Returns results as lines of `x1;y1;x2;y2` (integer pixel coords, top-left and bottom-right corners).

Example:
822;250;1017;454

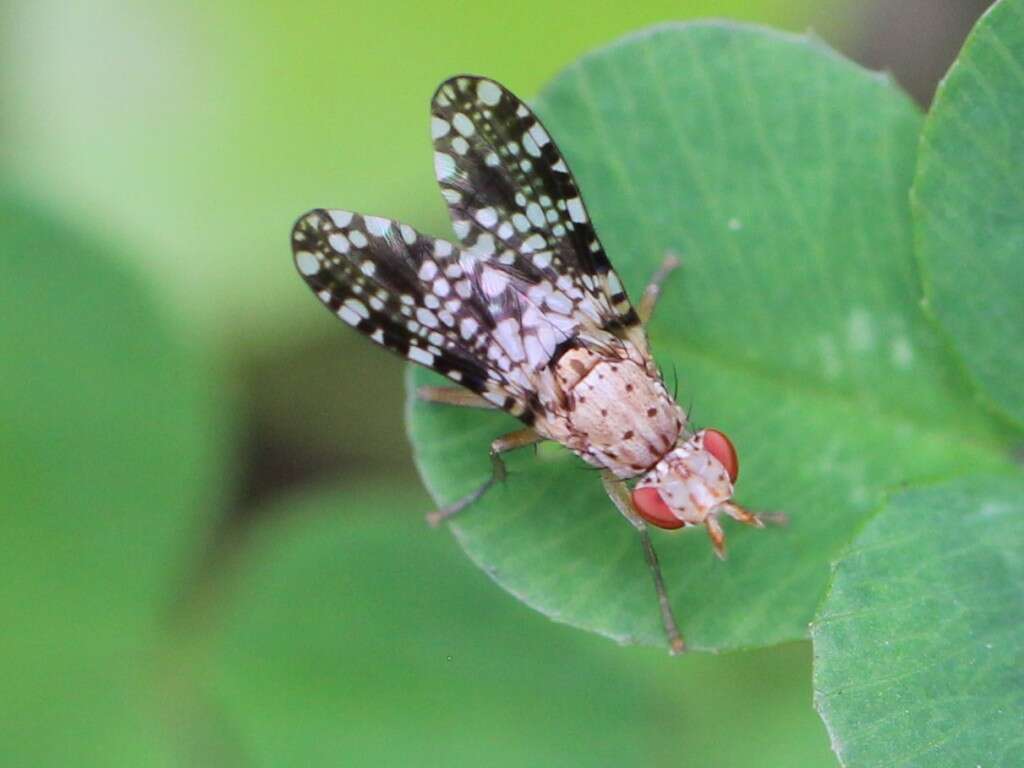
632;487;686;530
702;429;739;482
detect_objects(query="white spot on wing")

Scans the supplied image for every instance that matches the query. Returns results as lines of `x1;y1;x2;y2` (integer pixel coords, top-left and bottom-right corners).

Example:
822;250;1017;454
566;197;586;223
524;336;547;368
528;123;550;147
476;80;502;106
475;207;498;228
431;117;450;139
328;233;350;253
434;152;456;180
328;210;353;227
606;271;623;295
496;318;525;362
459;317;479;340
364;216;390;237
521;234;546;253
452;113;475;136
481;267;508;297
418;261;438;280
344;298;369;319
545;291;572;314
416;307;439;328
295;251;319;275
338;306;361;325
472;233;496;257
408;346;434;366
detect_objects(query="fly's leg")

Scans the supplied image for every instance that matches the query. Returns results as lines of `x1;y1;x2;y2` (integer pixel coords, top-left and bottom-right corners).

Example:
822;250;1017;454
706;502;789;559
601;471;686;655
417;386;497;409
705;516;727;560
721;502;789;529
638;252;682;325
417;386;539;524
426;428;543;526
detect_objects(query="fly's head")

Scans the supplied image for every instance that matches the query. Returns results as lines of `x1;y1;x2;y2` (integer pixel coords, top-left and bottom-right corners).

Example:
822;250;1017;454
631;429;742;550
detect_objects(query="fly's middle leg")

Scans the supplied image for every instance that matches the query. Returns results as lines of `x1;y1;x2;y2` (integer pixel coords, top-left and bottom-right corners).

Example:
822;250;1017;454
601;470;686;655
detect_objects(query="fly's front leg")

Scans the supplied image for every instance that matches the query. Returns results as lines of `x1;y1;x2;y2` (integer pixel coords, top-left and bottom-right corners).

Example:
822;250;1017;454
426;427;543;526
418;386;497;409
601;471;686;655
638;252;682;325
721;502;789;529
706;502;788;559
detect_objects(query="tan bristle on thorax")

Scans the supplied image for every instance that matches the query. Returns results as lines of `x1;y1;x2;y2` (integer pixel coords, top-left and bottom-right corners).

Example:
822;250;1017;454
534;332;684;479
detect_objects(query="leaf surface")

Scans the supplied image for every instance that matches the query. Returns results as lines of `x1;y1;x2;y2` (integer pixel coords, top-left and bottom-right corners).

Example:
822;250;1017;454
912;0;1024;428
0;188;230;766
813;475;1024;767
408;23;1014;651
192;486;835;766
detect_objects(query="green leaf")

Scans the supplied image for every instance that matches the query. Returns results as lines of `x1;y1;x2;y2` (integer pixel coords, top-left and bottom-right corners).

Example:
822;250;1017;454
188;486;835;767
407;22;1015;652
812;475;1024;767
0;188;231;765
913;0;1024;429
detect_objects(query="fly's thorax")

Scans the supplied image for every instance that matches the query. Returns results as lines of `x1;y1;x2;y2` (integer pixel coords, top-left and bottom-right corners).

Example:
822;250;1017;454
541;336;683;478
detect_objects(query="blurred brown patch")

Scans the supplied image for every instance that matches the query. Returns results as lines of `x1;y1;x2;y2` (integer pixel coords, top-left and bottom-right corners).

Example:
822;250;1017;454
845;0;994;105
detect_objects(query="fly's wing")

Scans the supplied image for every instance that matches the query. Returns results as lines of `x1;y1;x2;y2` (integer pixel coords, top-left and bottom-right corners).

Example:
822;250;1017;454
430;75;641;335
292;208;569;423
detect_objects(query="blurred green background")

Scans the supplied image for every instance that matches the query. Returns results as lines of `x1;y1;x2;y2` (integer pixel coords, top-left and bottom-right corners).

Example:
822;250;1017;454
0;1;993;765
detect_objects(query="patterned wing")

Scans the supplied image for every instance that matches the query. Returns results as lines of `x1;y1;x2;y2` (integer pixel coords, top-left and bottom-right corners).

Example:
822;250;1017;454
292;208;586;423
430;75;640;333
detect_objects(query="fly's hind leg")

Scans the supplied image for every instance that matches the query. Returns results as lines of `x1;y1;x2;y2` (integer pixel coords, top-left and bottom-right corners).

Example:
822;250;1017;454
638;252;682;325
601;471;686;655
426;427;543;526
417;386;497;409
